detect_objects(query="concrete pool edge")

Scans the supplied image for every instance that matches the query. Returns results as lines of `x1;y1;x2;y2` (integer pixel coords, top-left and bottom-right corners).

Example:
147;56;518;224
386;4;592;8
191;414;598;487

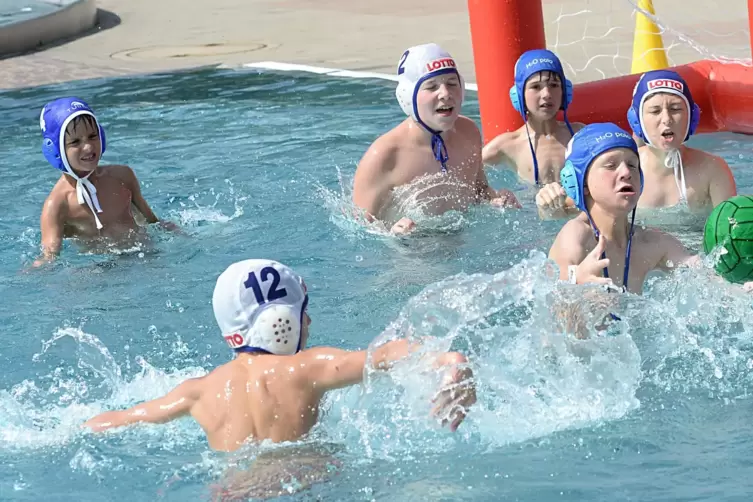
240;62;480;91
0;0;98;57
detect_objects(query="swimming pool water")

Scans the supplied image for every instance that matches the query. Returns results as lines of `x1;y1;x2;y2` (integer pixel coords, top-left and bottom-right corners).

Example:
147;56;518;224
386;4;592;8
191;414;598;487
2;67;753;500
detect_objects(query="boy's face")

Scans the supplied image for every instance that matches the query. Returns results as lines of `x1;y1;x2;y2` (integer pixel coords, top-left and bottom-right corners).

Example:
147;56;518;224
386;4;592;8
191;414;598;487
585;148;641;212
415;73;462;131
524;71;563;121
641;92;689;149
64;116;101;173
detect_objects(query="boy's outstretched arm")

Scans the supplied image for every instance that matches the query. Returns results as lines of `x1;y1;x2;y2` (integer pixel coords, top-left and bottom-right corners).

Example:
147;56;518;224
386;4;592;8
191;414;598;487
83;378;202;432
33;195;67;267
302;340;476;431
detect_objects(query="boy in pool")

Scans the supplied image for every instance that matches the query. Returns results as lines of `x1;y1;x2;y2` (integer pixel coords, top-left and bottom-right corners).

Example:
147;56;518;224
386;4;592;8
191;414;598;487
549;122;751;294
352;43;520;235
33;97;176;267
481;49;585;220
83;259;476;452
627;69;736;213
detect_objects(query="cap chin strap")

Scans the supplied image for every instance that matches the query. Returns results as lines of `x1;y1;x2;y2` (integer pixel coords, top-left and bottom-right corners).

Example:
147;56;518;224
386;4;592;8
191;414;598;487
65;170;104;230
58;111;104;230
527;111;575;185
411;69;457;174
664;148;688;203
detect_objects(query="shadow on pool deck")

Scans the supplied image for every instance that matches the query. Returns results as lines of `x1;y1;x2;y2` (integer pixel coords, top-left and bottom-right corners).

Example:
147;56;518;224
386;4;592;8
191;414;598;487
0;8;121;61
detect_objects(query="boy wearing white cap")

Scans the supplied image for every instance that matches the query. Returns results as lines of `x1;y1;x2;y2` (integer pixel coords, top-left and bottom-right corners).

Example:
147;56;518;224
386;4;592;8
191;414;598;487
83;259;476;452
352;43;520;235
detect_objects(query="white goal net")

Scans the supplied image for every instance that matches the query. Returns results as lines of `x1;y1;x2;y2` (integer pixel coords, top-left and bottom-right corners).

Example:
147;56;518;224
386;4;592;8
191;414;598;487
546;0;751;83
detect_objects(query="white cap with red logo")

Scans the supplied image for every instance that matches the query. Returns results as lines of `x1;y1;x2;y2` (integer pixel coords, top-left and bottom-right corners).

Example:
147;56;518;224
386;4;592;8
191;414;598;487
212;259;308;355
395;43;465;127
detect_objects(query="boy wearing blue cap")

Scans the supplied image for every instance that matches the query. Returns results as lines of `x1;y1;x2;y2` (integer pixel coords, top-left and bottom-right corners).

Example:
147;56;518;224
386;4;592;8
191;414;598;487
627;69;736;214
353;43;519;235
550;123;700;294
33;97;175;267
482;49;584;219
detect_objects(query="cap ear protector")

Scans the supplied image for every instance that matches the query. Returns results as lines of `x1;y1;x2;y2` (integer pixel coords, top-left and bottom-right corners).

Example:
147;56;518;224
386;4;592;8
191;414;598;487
508;49;573;117
509;78;573;116
40;100;107;173
560;123;644;213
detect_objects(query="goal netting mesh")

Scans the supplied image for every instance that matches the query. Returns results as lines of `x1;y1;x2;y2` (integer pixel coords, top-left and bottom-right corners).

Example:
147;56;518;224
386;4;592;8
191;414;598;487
546;0;750;83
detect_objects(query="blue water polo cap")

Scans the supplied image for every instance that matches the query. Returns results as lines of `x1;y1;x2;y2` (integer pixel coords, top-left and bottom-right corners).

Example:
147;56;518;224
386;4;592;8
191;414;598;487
509;49;573;117
560;123;642;212
40;97;106;173
627;69;700;146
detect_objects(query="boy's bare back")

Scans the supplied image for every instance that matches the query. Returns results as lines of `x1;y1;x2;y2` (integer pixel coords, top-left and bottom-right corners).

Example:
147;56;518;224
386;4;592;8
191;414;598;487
164;346;376;450
83;259;476;452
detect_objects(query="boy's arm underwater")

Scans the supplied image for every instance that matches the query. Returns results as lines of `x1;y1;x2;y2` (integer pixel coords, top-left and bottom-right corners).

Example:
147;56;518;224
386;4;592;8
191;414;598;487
301;339;477;432
83;377;202;432
33;194;67;267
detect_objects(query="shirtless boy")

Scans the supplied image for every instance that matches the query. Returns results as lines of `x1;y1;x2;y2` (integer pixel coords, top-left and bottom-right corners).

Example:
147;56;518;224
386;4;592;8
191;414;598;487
34;97;175;266
550;122;750;295
352;43;519;235
83;259;476;451
627;69;736;214
482;49;584;219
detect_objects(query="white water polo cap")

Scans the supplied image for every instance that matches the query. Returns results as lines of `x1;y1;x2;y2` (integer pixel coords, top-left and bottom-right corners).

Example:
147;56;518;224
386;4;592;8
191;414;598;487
396;43;465;173
213;259;309;356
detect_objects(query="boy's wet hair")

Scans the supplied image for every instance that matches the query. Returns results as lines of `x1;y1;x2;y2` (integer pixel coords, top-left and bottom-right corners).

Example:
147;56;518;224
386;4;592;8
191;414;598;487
528;71;561;84
65;115;99;137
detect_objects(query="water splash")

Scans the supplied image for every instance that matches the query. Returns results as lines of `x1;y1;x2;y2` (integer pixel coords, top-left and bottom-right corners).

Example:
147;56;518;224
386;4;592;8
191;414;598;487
0;327;207;451
317;167;472;240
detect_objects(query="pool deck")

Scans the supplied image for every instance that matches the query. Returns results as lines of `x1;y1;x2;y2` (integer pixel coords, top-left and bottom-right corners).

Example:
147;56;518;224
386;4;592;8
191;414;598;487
0;0;749;90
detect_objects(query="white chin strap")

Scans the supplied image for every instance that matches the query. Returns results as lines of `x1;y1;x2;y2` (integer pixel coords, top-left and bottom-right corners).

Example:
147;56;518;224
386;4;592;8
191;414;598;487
66;170;104;230
664;148;688;203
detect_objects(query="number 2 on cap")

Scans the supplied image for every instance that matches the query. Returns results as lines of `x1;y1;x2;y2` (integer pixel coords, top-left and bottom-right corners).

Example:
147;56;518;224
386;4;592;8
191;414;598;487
397;50;409;75
244;267;288;305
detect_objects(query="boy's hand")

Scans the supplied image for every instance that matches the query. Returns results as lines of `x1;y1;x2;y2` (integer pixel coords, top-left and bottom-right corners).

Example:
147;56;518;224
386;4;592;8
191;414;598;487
391;217;416;235
158;220;186;235
431;353;476;432
535;182;568;213
575;234;613;287
490;189;521;209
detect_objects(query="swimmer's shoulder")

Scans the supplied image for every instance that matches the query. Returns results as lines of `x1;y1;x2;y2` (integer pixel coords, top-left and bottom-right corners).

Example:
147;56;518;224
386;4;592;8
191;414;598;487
635;225;670;256
41;179;71;219
569;122;586;134
358;128;402;175
454;115;481;137
550;214;593;261
99;164;136;181
684;146;732;175
482;125;525;166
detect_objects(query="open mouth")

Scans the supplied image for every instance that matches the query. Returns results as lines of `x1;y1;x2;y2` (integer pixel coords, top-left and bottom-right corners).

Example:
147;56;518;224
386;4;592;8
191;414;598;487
660;130;675;141
539;102;553;109
617;186;635;195
80;153;96;162
436;105;454;116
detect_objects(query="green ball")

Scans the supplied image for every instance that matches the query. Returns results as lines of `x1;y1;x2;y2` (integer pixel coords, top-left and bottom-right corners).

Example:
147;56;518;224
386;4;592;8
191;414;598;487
703;195;753;283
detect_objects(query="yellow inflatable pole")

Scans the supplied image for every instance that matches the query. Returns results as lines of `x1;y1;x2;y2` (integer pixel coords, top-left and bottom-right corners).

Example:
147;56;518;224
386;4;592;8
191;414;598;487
631;0;669;73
